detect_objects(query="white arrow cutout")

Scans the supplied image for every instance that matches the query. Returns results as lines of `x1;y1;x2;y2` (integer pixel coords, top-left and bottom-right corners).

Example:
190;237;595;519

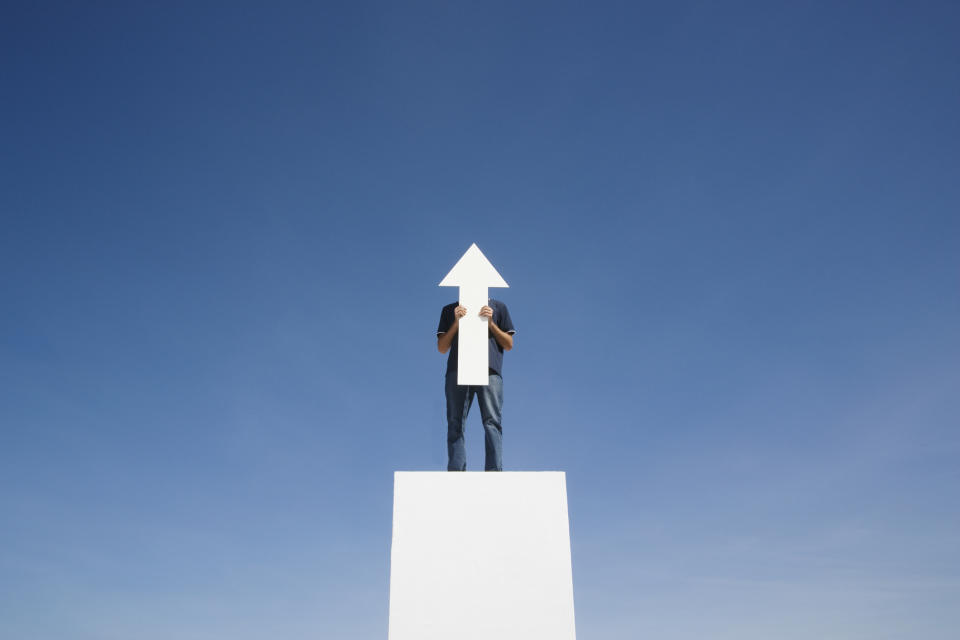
439;243;509;386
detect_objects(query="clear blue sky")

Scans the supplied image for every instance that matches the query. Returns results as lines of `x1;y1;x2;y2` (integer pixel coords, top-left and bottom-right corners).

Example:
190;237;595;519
2;2;958;638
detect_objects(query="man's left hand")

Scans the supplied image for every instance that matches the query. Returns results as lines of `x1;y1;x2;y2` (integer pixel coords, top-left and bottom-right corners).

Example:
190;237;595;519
480;305;498;330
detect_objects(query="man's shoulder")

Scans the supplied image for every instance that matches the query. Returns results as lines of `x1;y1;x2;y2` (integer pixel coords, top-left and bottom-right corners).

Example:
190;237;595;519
488;298;510;310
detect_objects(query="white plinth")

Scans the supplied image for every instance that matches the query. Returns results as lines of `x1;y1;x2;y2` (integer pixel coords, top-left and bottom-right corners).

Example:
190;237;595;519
388;472;577;640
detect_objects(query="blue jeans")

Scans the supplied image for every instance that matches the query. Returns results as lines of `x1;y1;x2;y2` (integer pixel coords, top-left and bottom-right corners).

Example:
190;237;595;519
445;371;503;471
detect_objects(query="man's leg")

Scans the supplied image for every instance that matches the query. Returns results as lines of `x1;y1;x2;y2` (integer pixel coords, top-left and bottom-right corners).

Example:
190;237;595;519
476;373;504;471
445;372;474;471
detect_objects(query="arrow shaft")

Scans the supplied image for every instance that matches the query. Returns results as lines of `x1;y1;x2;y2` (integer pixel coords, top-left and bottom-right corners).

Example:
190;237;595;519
457;285;490;386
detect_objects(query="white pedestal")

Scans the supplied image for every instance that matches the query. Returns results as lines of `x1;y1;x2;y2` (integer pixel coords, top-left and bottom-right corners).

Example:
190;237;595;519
388;472;577;640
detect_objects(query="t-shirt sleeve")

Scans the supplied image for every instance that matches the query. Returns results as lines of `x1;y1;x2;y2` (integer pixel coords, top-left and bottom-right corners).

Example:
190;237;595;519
437;305;454;336
498;303;516;334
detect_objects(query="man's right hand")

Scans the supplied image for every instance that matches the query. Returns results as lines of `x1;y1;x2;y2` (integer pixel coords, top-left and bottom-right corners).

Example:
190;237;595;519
438;306;468;354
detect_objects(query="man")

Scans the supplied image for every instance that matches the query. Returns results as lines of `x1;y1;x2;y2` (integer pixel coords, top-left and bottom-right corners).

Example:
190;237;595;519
436;300;516;471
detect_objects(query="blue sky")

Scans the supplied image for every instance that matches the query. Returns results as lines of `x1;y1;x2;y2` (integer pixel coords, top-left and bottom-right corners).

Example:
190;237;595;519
2;1;958;638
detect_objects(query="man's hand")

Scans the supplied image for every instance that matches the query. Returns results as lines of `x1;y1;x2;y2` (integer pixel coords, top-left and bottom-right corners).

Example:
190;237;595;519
438;306;468;354
482;305;513;351
479;305;495;328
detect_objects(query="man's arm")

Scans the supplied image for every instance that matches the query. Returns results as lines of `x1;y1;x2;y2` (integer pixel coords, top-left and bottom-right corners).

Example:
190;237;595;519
437;305;467;353
480;305;513;351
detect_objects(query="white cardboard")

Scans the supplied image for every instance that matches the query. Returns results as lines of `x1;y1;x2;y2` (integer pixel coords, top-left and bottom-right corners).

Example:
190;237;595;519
388;472;577;640
439;243;509;386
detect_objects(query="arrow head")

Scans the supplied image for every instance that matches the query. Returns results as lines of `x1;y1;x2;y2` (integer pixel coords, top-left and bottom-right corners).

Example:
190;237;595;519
439;243;509;288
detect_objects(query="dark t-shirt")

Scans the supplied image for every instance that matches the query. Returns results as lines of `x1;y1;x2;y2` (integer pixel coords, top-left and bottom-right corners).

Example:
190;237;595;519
436;299;516;377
